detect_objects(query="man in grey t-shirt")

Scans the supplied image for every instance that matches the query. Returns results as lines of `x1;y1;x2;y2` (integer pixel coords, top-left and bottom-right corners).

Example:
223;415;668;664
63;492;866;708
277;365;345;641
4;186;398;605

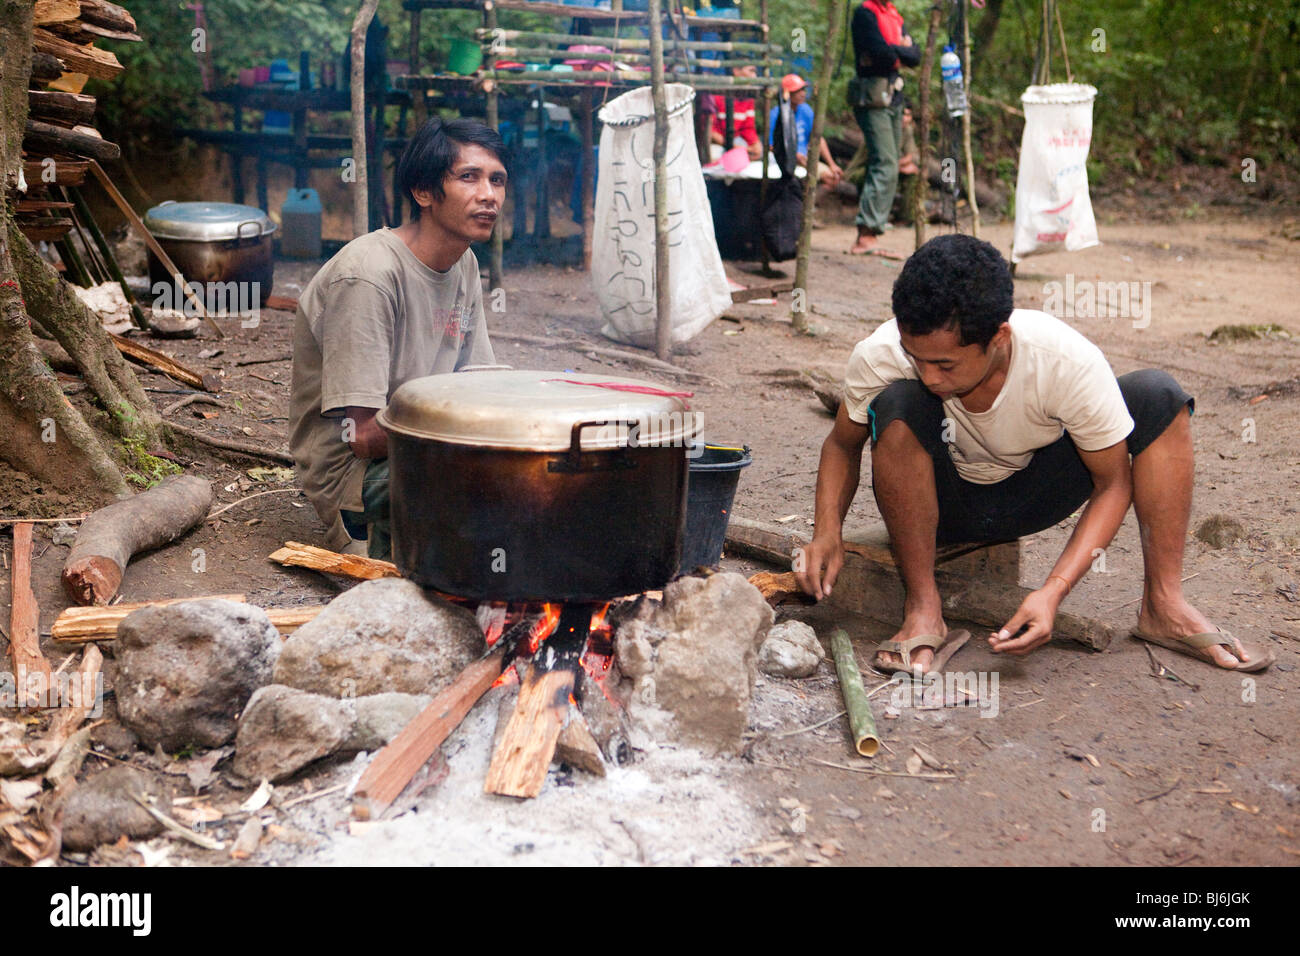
289;119;507;557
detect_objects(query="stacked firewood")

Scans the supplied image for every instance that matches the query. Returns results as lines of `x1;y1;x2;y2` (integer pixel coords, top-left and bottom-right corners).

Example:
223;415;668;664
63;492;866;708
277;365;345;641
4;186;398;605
17;0;139;242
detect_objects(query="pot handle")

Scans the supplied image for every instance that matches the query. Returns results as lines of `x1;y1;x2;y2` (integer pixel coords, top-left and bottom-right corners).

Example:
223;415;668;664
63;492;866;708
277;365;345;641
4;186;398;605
236;220;263;242
555;419;639;472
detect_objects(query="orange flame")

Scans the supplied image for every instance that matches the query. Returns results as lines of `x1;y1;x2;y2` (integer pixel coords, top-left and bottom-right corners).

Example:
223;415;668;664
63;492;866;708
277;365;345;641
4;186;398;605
490;667;520;690
527;602;563;654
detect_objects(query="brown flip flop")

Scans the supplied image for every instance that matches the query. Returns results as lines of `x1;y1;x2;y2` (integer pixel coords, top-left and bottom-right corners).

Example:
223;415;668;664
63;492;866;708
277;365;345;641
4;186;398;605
1130;628;1275;673
872;629;971;675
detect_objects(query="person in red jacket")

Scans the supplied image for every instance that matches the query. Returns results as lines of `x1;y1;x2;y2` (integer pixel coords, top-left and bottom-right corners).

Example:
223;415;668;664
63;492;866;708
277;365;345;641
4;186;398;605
848;0;920;255
710;65;763;160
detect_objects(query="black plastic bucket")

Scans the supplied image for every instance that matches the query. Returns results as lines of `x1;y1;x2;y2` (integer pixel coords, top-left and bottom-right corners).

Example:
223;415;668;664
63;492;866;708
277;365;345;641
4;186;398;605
678;442;753;572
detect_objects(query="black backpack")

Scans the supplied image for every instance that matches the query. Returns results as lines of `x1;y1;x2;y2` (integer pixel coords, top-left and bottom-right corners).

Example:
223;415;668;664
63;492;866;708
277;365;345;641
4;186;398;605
761;99;803;262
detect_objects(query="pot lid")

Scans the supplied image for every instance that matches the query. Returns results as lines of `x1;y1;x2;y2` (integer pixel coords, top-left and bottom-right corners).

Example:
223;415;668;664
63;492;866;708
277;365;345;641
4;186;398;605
378;370;701;451
142;201;277;241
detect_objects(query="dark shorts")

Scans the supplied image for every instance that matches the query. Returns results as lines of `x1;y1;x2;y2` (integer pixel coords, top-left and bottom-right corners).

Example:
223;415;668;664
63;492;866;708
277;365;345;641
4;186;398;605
867;369;1194;545
340;458;392;560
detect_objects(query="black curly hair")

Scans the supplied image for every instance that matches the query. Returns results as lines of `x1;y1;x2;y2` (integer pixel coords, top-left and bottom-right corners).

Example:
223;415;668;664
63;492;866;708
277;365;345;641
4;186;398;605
891;235;1014;348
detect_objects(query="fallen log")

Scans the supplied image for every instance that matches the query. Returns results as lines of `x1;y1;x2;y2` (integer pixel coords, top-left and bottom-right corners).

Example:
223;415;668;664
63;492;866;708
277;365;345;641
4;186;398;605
353;648;506;820
32;28;123;80
8;523;52;709
110;333;221;392
268;541;399;581
61;475;212;606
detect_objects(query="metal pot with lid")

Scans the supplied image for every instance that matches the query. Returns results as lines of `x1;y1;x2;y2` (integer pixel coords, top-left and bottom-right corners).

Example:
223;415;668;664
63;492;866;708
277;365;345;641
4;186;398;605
142;201;276;306
378;370;702;602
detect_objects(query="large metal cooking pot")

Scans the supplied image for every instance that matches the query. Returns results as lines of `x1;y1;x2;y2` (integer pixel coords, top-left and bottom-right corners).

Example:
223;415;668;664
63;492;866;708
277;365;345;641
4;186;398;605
142;201;276;307
377;370;701;603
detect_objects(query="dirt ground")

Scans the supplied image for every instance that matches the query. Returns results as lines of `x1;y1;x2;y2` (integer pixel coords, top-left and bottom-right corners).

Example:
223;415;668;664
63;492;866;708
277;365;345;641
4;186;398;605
3;197;1298;867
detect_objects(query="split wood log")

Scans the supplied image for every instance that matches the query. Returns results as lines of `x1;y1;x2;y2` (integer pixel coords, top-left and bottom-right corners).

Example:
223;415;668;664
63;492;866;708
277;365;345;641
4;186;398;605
110;333;221;392
0;645;101;777
8;523;52;709
51;596;322;642
15;218;73;242
35;0;81;25
23;119;119;162
22;157;88;186
32;28;123;81
483;663;573;799
268;541;400;581
747;569;813;606
78;0;137;33
830;628;879;757
61;475;212;606
554;705;606;777
27;90;96;126
353;648;506;820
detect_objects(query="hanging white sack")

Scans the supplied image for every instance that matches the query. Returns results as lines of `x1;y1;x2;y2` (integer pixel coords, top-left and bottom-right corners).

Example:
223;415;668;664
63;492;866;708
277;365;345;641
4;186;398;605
1011;83;1100;263
592;83;731;347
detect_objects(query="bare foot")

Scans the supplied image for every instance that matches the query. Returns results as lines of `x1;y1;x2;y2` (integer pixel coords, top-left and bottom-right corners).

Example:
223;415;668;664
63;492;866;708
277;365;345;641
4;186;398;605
1136;601;1247;668
849;229;879;255
874;605;948;673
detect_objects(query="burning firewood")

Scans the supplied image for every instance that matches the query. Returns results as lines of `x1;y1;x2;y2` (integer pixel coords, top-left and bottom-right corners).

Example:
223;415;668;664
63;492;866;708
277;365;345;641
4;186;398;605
352;647;507;820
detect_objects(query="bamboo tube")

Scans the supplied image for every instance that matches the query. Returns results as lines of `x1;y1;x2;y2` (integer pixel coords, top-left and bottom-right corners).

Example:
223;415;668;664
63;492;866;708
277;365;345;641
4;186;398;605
830;628;880;758
475;28;783;55
477;69;779;89
488;45;765;69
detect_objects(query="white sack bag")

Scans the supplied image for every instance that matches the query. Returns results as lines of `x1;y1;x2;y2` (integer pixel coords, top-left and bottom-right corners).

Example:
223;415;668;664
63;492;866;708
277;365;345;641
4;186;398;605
593;84;731;347
1011;83;1100;263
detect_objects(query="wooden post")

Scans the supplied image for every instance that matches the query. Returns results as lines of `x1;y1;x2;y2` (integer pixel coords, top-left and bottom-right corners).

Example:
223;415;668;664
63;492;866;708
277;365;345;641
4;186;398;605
961;0;980;238
485;0;504;290
790;0;846;334
648;0;672;360
580;86;595;272
350;0;381;238
757;0;772;274
912;2;943;251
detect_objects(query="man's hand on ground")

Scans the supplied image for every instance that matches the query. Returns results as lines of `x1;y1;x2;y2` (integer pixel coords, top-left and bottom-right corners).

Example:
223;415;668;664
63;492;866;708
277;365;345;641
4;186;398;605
796;533;844;601
988;587;1061;656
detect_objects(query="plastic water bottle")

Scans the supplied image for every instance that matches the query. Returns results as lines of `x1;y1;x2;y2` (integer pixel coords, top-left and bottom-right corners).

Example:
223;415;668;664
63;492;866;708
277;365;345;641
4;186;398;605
941;45;967;118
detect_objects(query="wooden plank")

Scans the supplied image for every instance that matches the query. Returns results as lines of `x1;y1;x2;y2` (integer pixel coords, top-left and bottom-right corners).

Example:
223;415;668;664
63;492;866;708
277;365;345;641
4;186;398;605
268;541;400;581
15;200;74;213
483;664;572;799
32;28;123;81
52;597;319;643
110;333;222;392
8;523;52;709
16;218;73;242
353;649;505;819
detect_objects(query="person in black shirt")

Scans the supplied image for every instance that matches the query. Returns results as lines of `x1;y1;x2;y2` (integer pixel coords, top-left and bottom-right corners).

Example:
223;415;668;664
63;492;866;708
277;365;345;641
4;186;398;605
848;0;920;255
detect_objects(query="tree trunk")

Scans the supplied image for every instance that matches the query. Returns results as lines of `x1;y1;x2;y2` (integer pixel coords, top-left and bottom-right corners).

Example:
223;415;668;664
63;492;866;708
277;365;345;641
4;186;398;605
0;0;154;500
